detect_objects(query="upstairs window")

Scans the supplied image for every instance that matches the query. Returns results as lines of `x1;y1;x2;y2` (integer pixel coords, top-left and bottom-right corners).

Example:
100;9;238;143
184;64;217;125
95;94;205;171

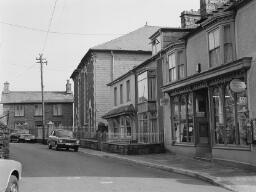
177;50;185;79
152;36;161;55
14;105;24;117
126;80;131;102
34;104;42;116
138;72;148;103
168;53;176;82
209;28;221;67
114;87;117;106
120;84;123;104
224;24;233;63
53;104;62;116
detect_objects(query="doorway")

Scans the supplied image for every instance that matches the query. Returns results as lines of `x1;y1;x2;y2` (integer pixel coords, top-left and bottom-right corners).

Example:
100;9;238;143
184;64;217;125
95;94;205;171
194;88;211;158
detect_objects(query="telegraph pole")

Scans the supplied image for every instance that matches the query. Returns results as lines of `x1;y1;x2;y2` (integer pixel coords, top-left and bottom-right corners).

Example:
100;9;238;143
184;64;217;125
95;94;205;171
36;54;47;144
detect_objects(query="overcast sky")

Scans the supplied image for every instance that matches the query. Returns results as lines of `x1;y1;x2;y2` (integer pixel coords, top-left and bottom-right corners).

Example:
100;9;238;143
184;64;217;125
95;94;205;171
0;0;199;92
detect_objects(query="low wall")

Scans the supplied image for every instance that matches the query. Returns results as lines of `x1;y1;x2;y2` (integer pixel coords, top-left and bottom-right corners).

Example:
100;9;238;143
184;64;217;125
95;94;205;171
80;139;100;151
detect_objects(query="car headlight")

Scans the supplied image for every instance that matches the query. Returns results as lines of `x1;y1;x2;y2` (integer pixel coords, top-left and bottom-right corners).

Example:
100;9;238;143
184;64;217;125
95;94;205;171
58;139;63;143
76;140;80;144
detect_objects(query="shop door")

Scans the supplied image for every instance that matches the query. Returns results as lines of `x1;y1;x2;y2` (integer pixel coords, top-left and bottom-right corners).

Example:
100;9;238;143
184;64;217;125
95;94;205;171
195;89;211;157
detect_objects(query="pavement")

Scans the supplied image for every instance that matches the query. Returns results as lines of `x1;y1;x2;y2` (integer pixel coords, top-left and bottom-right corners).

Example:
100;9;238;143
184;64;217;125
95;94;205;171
79;147;256;192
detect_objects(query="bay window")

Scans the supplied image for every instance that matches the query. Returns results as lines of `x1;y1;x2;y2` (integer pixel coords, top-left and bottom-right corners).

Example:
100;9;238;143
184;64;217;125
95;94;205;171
209;28;221;67
168;53;176;82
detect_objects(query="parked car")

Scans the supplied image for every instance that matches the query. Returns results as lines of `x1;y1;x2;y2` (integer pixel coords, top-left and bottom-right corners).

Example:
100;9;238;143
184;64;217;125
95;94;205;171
47;129;80;152
0;159;22;192
9;133;20;143
18;134;36;143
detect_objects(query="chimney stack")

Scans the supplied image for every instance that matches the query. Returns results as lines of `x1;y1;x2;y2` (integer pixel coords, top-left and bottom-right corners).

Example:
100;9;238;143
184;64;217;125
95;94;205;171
180;9;201;29
200;0;230;18
66;79;72;94
3;82;10;94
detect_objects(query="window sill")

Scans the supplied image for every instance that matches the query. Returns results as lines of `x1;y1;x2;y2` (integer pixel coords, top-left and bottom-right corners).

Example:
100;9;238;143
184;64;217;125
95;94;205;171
213;144;250;151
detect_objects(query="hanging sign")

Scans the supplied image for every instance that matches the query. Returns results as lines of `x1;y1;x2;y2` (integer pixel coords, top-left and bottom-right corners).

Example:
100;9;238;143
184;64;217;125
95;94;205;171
230;79;246;93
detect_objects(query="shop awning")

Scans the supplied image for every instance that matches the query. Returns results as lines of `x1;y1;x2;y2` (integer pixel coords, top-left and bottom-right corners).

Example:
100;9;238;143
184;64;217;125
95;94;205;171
162;57;252;96
102;104;136;119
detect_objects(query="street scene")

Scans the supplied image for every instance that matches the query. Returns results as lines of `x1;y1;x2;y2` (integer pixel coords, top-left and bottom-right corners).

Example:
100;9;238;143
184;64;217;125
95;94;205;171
1;0;256;192
10;143;229;192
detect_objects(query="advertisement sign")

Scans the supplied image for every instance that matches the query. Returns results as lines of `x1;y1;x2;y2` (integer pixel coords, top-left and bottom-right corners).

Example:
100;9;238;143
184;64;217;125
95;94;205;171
230;79;246;93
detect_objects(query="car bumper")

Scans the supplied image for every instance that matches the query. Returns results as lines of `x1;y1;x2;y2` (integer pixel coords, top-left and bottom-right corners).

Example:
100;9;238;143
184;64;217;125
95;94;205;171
57;143;79;148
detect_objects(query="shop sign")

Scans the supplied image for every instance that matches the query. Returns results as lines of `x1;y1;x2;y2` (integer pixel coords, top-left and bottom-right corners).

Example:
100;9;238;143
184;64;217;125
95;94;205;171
160;97;169;106
230;79;246;93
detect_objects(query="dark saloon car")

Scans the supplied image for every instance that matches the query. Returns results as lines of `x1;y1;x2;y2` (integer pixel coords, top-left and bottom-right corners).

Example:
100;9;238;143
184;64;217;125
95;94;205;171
47;129;79;152
10;133;20;143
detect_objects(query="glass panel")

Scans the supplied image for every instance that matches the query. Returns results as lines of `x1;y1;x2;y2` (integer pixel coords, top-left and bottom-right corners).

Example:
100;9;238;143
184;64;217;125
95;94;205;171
138;72;148;103
224;25;231;43
209;32;214;50
210;47;221;67
225;85;236;144
213;87;225;144
237;91;249;145
168;53;176;68
120;84;123;104
224;43;233;63
187;93;193;142
214;28;220;47
178;64;185;79
180;95;187;120
173;97;179;121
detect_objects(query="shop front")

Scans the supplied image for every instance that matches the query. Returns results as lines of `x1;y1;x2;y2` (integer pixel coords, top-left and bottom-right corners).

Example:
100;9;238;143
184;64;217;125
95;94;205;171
163;57;254;162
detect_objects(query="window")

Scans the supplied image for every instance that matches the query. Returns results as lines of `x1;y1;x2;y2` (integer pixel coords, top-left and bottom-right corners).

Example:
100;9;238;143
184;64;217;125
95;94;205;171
53;121;62;128
126;118;132;137
152;36;161;55
120;117;125;138
53;104;62;116
126;80;130;102
14;105;24;117
120;84;123;104
209;28;221;67
138;72;148;103
114;87;117;106
168;53;176;82
34;104;42;116
177;50;185;79
113;119;119;137
148;77;156;101
224;24;233;63
212;81;249;146
138;113;148;143
171;93;194;143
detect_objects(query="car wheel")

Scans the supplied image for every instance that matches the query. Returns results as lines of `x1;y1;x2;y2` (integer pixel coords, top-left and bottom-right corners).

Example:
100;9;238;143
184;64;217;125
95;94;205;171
74;147;78;152
5;175;18;192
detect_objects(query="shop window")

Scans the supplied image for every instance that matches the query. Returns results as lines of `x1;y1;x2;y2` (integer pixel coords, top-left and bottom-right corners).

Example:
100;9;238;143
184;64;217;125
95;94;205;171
213;87;225;144
212;81;249;146
172;93;194;143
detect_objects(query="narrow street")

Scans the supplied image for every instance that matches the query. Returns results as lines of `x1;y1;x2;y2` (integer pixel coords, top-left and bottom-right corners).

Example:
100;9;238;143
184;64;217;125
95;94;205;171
9;143;229;192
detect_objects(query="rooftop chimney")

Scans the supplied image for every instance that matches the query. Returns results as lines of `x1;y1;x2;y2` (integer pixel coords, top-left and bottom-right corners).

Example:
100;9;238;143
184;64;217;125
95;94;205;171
200;0;230;18
3;82;10;94
66;79;72;94
180;9;201;29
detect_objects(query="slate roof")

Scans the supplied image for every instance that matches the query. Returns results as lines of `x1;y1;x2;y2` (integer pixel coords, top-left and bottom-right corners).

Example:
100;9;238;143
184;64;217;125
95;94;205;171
1;91;73;104
91;25;160;52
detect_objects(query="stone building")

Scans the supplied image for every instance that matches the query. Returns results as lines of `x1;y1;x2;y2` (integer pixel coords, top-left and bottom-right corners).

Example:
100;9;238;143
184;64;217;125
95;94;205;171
70;25;159;139
161;0;256;166
0;81;73;140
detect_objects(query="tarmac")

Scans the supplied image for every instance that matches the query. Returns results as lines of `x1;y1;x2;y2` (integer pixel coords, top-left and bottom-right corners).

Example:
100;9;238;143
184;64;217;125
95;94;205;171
79;148;256;192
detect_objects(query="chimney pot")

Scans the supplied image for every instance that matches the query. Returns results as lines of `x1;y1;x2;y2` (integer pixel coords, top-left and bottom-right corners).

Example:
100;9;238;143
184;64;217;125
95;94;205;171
66;79;72;94
3;81;10;94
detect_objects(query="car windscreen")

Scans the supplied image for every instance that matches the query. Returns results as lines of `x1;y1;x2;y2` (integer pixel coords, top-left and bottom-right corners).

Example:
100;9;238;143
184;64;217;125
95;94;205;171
55;130;74;137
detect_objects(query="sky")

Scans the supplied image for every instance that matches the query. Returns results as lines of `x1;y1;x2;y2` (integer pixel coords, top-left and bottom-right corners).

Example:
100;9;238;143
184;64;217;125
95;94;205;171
0;0;199;92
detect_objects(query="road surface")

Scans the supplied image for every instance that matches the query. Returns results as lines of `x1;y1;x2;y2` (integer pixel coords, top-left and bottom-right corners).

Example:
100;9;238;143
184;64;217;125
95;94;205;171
10;143;229;192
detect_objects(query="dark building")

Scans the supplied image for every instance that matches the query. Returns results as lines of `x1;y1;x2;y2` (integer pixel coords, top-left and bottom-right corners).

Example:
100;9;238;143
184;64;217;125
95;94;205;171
0;81;73;140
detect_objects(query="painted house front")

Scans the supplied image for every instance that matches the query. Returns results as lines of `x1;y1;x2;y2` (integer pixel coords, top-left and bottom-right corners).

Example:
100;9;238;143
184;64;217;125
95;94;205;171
162;0;256;166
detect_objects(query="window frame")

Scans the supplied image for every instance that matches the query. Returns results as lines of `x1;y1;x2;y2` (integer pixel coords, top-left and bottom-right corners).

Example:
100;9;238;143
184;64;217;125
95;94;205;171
207;21;235;68
120;84;123;104
14;105;25;117
53;104;62;116
34;104;42;116
114;87;117;106
168;52;177;82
